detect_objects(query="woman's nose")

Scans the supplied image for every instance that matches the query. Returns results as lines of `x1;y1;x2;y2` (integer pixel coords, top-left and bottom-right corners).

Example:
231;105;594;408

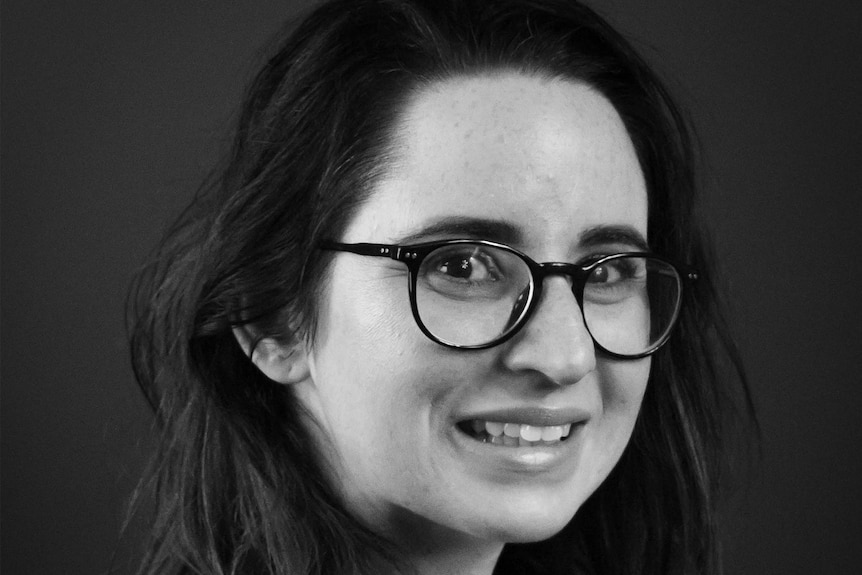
502;276;597;385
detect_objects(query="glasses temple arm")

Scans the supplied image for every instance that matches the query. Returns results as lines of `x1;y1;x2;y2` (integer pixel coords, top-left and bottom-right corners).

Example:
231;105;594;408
319;241;401;260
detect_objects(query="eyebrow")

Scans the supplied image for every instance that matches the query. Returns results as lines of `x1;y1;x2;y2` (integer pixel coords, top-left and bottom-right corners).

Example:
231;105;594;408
397;216;523;245
396;217;648;252
578;225;649;252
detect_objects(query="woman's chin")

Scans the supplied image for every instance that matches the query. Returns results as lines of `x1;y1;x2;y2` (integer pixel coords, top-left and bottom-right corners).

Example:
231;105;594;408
468;500;579;544
500;522;570;544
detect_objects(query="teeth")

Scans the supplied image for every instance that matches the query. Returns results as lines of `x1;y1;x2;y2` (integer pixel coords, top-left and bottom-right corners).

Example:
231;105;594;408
478;420;574;445
503;423;520;438
485;421;504;436
540;425;562;442
520;425;542;442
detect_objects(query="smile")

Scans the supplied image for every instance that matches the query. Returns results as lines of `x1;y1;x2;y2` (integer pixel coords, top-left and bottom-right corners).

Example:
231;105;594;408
460;419;573;447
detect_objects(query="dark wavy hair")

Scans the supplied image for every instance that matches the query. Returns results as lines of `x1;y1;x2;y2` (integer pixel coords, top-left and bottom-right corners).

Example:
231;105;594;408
126;0;753;573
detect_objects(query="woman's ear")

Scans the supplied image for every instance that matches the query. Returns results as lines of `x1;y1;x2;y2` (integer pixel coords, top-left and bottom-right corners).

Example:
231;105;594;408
232;326;310;385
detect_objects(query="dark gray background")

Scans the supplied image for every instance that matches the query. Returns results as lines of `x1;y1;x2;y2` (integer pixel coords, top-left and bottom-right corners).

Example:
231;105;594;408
2;1;861;573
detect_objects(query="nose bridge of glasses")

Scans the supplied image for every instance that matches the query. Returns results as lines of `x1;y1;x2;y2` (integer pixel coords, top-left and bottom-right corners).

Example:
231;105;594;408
526;263;591;327
533;261;589;294
512;264;596;376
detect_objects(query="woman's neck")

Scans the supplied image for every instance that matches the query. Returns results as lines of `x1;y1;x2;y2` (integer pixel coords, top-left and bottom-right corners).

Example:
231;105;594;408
404;536;503;575
372;507;505;575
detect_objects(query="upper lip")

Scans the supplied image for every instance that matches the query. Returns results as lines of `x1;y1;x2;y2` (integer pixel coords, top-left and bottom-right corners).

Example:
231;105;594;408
457;406;590;427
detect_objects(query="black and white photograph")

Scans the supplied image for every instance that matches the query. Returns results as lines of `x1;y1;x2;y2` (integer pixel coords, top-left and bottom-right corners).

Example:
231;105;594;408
2;1;861;573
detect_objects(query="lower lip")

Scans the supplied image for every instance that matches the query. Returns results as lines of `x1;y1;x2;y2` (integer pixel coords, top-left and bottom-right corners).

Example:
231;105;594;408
449;423;584;476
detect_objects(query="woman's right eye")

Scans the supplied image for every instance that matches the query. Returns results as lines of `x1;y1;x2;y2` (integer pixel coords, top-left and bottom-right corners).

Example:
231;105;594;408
433;249;499;283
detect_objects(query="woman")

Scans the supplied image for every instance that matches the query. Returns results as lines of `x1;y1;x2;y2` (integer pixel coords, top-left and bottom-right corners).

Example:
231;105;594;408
128;0;752;573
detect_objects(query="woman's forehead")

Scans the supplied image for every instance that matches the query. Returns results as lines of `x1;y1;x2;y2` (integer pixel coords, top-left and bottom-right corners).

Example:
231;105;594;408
344;73;647;255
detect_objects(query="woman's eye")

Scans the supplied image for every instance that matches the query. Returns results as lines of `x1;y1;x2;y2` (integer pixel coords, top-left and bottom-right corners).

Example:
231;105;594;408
436;251;498;282
588;259;642;284
590;263;620;283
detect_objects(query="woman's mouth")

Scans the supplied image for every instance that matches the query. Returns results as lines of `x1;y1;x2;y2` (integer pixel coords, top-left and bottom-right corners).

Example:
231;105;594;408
458;419;573;447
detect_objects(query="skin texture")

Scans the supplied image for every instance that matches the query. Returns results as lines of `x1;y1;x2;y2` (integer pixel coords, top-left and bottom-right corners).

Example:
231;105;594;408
261;73;651;574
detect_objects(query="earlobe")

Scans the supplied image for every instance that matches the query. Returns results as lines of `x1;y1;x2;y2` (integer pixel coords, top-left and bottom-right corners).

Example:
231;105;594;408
232;327;311;385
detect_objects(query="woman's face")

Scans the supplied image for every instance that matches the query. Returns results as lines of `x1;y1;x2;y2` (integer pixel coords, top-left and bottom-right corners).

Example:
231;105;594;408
295;74;650;547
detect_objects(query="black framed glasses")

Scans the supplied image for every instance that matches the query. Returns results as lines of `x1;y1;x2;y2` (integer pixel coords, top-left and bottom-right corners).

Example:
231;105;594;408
321;239;697;359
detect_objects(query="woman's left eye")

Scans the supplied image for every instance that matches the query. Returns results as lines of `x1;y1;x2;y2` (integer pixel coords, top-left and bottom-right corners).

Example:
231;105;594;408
590;263;619;283
589;258;642;284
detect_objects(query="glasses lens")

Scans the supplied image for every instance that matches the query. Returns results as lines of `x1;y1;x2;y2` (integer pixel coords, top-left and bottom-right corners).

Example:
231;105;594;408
582;256;682;356
414;246;682;355
415;243;533;347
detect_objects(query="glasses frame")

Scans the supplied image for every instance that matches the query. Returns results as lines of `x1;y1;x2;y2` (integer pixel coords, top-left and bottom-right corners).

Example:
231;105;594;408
321;239;698;359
